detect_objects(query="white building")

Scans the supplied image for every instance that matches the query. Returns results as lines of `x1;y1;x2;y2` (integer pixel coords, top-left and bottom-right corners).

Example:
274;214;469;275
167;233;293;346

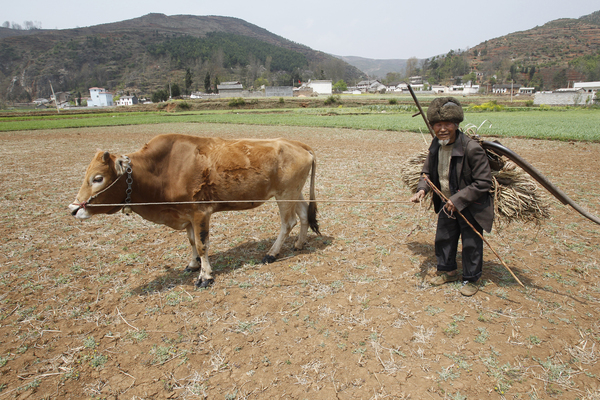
356;80;385;93
573;81;600;93
116;95;138;106
306;80;332;95
519;87;535;94
431;85;448;94
88;87;114;107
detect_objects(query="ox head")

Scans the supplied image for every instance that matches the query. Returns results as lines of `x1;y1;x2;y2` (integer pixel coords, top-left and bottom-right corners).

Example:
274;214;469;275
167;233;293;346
68;151;131;219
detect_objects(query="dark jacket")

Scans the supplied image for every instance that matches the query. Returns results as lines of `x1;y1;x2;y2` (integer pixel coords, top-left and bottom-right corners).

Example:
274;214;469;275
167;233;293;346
416;130;494;232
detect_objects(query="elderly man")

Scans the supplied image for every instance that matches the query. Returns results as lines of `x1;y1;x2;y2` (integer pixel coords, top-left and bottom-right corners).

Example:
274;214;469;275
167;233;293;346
410;97;493;296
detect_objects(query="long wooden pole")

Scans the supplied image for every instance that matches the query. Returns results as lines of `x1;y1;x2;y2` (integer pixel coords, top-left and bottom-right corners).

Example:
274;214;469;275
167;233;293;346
407;84;434;138
422;174;525;287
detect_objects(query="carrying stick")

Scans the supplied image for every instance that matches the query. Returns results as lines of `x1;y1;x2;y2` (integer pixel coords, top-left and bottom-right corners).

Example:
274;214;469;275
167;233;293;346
407;84;434;139
422;174;525;287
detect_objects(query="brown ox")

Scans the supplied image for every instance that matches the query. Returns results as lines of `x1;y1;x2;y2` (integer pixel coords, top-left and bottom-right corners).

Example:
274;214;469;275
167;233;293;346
68;134;320;287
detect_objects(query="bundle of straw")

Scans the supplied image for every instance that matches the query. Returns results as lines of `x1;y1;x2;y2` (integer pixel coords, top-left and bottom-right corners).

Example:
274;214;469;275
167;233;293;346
491;161;550;223
399;151;551;224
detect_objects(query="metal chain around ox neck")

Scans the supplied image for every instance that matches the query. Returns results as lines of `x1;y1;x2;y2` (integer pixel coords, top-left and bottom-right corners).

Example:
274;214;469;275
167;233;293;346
122;157;133;215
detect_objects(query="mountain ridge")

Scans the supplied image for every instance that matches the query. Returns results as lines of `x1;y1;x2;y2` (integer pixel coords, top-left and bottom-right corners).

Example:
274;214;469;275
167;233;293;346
0;14;364;102
338;10;600;87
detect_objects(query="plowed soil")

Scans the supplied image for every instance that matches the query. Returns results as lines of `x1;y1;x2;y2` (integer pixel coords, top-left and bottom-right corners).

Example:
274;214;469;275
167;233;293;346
1;123;600;399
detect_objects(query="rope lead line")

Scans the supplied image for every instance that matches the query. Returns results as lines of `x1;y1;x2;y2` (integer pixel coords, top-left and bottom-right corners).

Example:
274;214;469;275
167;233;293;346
84;199;416;207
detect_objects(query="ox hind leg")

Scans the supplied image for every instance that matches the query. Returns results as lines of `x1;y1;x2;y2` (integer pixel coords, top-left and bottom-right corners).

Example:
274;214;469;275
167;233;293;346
185;212;214;288
294;194;311;251
262;199;298;264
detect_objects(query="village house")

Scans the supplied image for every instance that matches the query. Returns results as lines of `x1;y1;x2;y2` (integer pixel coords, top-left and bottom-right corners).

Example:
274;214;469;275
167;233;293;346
306;80;332;95
573;81;600;93
33;98;49;106
356;80;385;93
51;92;71;108
430;85;448;94
216;81;244;97
492;84;521;95
519;87;536;95
88;87;114;107
116;95;138;106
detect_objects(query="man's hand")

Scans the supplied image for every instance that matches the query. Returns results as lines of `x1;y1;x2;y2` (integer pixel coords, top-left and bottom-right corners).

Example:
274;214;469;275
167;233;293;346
444;199;457;212
410;190;425;203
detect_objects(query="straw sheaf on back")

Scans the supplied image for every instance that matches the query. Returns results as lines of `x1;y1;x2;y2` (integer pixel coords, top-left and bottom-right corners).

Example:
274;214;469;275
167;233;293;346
427;97;464;125
399;152;550;225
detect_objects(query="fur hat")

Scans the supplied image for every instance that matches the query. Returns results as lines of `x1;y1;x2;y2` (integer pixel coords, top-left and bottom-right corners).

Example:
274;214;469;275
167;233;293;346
427;97;464;125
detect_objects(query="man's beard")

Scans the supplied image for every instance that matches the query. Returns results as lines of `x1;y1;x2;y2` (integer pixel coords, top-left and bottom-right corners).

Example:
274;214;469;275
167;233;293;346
439;139;451;146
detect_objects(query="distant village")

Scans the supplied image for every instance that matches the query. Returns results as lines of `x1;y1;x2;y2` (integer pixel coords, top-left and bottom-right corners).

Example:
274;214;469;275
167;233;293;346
32;76;600;110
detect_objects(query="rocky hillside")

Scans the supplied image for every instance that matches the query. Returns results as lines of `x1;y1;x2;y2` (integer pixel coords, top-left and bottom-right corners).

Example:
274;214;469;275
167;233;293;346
339;10;600;89
0;14;365;102
466;10;600;88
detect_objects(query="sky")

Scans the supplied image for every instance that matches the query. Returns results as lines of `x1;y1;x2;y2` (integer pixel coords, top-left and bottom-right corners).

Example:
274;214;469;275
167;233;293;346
2;0;599;60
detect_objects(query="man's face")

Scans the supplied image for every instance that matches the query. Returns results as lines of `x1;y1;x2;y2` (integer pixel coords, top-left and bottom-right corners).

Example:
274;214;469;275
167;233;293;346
433;121;458;146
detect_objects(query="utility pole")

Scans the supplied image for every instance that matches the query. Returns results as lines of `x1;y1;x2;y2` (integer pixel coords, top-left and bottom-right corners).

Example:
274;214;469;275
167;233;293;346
49;81;60;113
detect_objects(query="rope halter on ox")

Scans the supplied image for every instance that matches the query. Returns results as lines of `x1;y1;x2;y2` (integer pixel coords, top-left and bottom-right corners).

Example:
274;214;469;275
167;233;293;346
71;156;133;215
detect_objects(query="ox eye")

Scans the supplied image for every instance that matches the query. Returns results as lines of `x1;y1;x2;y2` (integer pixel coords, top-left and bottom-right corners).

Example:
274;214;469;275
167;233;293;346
93;175;104;183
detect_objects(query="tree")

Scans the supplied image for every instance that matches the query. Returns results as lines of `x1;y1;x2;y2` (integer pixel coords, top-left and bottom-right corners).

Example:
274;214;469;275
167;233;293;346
253;77;269;88
332;80;348;93
204;72;211;93
552;69;568;89
151;89;169;103
462;72;476;86
171;83;181;97
384;72;403;84
214;76;220;93
405;57;419;77
185;68;193;95
529;66;536;80
508;64;517;82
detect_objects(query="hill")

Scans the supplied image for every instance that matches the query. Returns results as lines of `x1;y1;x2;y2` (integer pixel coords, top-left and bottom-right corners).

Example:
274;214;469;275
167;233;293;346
333;56;411;80
0;14;365;102
421;10;600;90
338;10;600;90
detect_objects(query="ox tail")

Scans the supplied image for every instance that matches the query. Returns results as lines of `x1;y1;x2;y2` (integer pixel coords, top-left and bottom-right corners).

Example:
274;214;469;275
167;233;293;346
307;154;321;235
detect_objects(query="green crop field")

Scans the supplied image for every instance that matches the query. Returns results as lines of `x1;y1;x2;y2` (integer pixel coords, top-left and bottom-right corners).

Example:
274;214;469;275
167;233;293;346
1;104;599;141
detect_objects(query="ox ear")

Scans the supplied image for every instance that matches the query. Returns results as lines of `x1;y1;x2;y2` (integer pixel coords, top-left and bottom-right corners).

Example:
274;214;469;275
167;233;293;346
115;155;130;176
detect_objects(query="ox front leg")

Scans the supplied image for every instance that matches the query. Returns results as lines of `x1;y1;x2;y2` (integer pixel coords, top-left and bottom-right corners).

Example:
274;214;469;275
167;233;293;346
192;212;214;288
263;201;297;264
185;225;201;272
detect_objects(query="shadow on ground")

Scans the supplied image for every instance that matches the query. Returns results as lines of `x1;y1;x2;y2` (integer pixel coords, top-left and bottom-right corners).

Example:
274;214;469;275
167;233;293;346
132;235;334;294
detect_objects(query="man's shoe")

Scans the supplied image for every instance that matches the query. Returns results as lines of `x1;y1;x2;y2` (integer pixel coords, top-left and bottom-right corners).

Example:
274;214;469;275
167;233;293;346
460;281;479;296
430;273;459;286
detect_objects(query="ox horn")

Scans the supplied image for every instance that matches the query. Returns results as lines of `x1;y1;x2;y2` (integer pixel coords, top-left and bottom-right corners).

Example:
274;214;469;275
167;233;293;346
482;140;600;226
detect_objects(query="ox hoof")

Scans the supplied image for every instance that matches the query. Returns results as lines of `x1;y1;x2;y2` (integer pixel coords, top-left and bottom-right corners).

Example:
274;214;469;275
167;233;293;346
262;255;277;264
195;278;214;288
185;265;201;272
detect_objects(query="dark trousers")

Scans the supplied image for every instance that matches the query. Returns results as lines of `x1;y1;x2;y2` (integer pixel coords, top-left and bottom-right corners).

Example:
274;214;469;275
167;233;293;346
435;208;483;282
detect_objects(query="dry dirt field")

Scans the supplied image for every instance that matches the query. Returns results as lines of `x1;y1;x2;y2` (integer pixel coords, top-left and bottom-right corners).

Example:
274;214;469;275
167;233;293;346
1;123;600;399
